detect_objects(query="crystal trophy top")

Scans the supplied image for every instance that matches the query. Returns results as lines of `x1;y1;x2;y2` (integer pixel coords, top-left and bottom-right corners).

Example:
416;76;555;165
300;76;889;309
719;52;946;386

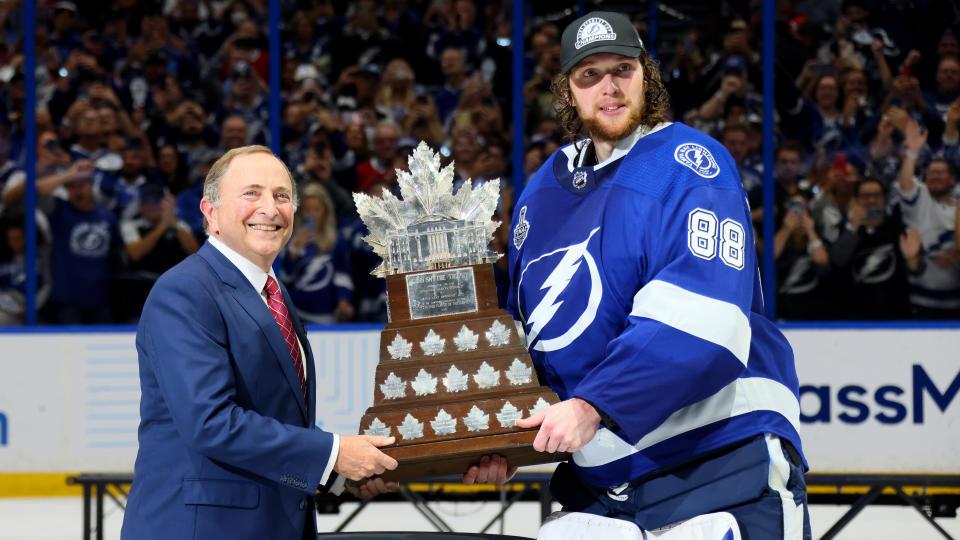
353;141;501;277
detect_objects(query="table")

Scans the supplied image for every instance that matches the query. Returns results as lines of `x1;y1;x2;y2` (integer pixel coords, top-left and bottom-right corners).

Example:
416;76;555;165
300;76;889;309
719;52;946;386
66;472;960;540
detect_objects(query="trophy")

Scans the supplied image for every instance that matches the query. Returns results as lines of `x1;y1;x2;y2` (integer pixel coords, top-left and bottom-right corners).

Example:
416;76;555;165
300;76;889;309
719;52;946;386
353;142;565;481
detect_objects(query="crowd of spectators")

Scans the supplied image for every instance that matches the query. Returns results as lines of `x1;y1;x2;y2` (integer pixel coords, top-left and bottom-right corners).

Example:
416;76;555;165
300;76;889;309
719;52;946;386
0;0;958;324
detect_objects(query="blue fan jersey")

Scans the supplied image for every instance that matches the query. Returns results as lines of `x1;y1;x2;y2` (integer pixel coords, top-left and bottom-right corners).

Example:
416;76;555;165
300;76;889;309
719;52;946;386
508;122;805;488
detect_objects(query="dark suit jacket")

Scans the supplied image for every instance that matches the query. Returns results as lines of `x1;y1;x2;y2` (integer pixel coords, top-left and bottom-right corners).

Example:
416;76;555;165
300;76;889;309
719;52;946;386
121;241;335;539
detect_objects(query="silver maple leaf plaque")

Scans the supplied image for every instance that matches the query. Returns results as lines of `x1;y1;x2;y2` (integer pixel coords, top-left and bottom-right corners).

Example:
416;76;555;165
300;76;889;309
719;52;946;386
352;142;502;277
496;401;523;428
529;397;550;417
506;358;533;385
443;365;469;392
485;320;511;347
420;329;446;356
411;368;438;396
380;372;407;400
430;409;458;435
453;325;479;351
364;417;392;438
398;414;425;440
463;405;490;432
387;333;413;360
473;361;501;389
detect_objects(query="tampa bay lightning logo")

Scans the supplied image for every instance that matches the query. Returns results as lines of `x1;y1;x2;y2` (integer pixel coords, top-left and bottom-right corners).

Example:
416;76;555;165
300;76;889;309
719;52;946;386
517;227;602;352
69;222;110;258
674;143;720;178
294;254;335;291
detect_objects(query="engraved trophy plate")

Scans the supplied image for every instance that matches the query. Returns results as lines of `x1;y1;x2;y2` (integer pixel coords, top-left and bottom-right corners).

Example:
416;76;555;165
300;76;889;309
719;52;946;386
406;268;478;320
355;143;568;481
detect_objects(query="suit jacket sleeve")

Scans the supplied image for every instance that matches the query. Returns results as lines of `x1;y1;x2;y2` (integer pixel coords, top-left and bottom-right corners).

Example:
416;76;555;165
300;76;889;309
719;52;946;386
139;270;335;493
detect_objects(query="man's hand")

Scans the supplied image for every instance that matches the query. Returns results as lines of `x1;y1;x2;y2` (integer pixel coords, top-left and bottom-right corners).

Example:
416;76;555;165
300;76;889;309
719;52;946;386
345;476;398;500
899;226;922;261
334;435;398;481
462;454;517;485
515;397;601;454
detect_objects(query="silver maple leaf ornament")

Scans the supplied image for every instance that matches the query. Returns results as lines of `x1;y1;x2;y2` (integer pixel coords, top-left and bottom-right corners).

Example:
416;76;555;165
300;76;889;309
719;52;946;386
411;368;438;396
380;372;407;399
430;409;458;435
463;405;490;432
387;333;413;359
453;325;479;351
529;397;550;417
443;365;469;392
485;320;512;347
398;413;425;440
496;401;522;428
420;329;446;356
505;358;533;385
352;142;502;277
473;361;501;389
364;417;392;437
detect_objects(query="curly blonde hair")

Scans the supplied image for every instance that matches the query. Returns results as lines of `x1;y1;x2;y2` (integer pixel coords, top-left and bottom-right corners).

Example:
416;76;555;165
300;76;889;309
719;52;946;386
550;52;670;144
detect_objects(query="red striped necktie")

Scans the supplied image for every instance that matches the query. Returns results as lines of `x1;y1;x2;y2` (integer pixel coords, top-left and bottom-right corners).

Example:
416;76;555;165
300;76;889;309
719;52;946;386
264;275;308;405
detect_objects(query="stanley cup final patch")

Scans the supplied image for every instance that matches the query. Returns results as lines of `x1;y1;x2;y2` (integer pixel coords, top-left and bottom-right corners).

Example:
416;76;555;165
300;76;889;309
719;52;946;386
674;143;721;178
513;205;530;250
575;17;617;49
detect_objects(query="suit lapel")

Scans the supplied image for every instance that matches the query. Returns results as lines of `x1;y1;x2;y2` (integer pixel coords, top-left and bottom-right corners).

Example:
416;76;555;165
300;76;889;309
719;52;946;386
198;243;309;424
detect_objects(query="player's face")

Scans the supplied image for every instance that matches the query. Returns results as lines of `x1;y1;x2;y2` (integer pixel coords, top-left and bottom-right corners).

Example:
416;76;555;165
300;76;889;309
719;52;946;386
202;152;295;271
569;53;644;144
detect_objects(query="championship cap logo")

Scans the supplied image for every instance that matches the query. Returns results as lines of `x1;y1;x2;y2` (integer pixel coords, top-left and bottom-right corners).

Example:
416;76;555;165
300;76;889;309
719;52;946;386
575;17;617;49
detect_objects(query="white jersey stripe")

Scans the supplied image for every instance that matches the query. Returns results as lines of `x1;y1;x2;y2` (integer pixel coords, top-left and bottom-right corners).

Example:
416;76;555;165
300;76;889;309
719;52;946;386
630;279;751;366
766;434;805;539
573;377;801;468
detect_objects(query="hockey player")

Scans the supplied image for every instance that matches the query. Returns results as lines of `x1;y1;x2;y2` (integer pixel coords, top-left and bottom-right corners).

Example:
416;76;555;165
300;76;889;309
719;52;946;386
468;11;811;539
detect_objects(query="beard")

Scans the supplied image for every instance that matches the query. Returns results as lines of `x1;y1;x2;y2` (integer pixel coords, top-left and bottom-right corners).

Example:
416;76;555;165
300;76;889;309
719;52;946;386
578;95;645;144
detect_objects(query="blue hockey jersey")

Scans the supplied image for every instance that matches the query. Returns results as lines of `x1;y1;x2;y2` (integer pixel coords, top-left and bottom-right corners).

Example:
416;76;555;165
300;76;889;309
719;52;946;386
508;122;805;488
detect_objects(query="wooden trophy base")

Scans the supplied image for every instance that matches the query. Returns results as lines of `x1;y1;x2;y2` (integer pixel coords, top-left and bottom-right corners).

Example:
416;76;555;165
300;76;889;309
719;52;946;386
380;430;569;481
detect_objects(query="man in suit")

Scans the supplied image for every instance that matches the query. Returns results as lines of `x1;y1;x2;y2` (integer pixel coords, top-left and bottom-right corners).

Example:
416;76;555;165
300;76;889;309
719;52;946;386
122;145;397;540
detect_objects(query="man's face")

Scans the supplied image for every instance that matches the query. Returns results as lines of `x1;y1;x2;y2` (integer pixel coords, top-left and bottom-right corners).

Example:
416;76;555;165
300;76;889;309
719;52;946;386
844;72;867;99
856;181;885;212
202;153;295;271
936;58;960;95
440;48;465;79
221;117;249;150
6;228;25;255
122;147;145;175
775;149;802;183
569;53;644;144
722;130;748;163
925;160;956;198
66;180;95;211
373;126;399;162
938;35;960;59
76;109;101;138
305;147;333;181
815;76;839;108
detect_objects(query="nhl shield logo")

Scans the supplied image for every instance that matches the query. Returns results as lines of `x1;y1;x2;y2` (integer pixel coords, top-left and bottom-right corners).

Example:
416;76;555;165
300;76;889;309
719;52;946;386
674;143;720;178
573;170;588;189
575;17;617;49
513;206;530;250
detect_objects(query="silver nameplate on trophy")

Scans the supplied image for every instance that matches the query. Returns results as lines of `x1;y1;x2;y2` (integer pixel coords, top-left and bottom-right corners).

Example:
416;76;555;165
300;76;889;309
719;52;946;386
405;268;478;320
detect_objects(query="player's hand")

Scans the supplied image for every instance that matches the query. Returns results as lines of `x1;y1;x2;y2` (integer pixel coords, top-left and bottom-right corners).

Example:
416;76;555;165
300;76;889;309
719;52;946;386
462;454;517;485
334;435;398;481
515;397;601;454
345;476;398;499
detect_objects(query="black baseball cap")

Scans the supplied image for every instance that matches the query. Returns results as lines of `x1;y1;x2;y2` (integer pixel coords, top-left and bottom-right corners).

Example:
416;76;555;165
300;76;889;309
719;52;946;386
561;11;645;74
